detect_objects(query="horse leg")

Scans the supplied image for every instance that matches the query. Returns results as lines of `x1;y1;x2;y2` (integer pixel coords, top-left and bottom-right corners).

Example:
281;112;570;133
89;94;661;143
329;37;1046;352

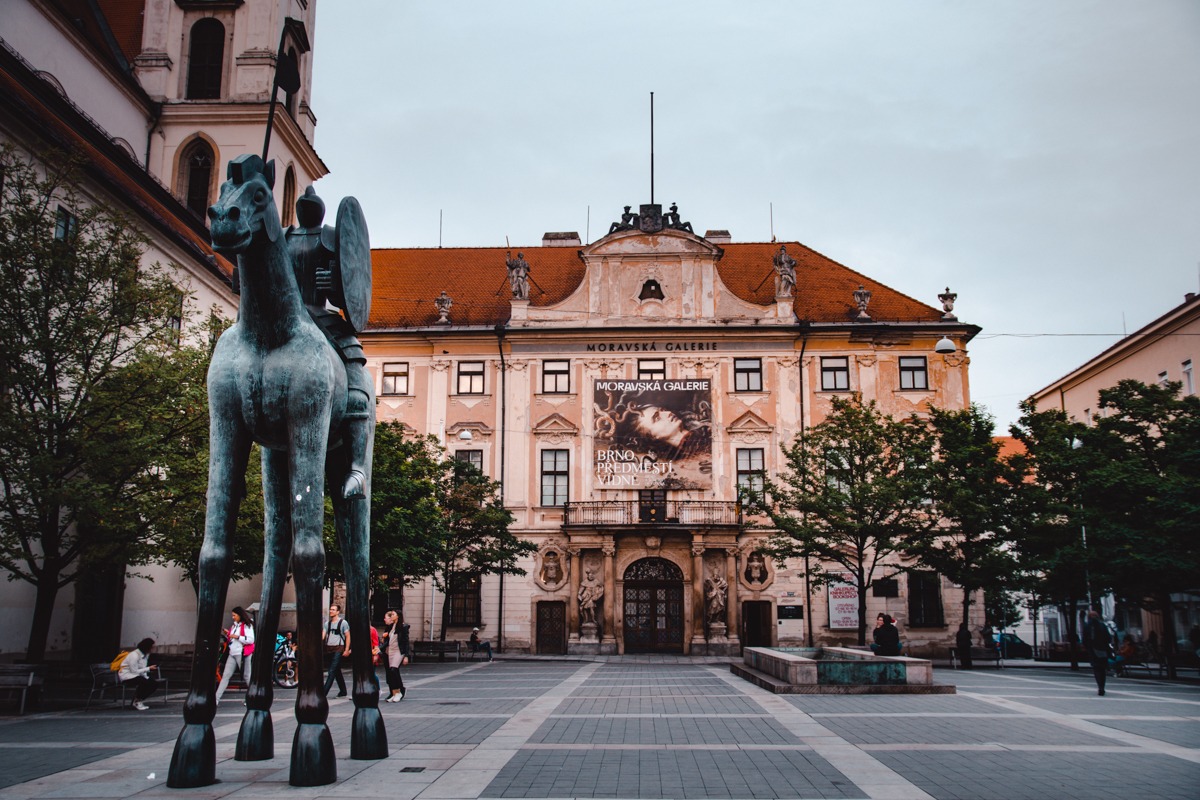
167;424;250;788
235;447;293;760
289;446;337;787
330;441;386;760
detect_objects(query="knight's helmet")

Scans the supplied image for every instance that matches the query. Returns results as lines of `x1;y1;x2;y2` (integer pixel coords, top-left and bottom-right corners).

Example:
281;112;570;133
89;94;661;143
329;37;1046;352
296;185;325;228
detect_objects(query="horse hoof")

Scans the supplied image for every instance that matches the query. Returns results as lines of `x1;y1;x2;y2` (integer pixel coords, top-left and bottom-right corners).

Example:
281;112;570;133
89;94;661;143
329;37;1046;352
350;705;388;760
290;723;336;786
166;723;215;788
235;708;274;761
341;470;366;500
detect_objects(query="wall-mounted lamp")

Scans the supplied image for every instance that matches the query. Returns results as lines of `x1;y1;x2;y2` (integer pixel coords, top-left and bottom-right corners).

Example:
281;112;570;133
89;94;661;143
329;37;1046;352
934;336;957;354
458;429;474;442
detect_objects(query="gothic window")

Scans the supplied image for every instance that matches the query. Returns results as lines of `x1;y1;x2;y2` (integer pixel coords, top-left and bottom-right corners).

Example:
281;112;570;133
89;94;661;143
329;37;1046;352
186;19;225;100
282;166;296;227
181;139;215;220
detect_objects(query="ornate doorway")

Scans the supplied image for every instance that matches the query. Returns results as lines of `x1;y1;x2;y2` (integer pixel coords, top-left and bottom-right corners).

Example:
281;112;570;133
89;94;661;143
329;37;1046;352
622;558;685;653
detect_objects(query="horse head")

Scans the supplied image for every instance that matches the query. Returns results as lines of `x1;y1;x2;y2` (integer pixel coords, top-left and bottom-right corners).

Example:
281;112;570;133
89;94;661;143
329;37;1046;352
208;154;284;256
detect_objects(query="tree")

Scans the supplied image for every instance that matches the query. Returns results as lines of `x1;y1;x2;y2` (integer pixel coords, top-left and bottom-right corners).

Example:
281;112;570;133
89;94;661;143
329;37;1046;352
909;405;1022;630
754;395;935;645
0;146;186;661
323;424;446;617
429;456;533;643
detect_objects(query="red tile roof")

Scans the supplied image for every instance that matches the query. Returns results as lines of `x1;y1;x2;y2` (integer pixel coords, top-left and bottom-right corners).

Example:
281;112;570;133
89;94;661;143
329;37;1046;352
367;240;943;329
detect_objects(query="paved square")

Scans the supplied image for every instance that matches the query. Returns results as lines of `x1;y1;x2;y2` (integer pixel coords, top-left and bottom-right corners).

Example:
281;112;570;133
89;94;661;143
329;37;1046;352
0;660;1195;799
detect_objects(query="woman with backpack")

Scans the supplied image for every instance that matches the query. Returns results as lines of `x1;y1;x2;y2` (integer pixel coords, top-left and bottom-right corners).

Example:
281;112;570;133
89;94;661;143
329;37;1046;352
117;638;158;710
215;607;255;704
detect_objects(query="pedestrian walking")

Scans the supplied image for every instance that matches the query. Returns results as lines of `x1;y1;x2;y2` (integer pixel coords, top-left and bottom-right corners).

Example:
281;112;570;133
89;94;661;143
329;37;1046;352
380;609;410;702
1082;608;1112;696
215;607;255;704
322;603;350;697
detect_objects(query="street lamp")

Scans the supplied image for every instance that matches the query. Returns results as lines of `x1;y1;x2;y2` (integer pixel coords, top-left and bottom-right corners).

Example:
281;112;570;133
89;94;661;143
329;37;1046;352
1071;437;1095;610
934;336;957;354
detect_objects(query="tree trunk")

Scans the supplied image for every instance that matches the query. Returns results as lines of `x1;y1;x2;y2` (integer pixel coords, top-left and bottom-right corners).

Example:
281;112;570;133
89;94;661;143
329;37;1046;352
1158;591;1177;680
856;571;867;646
961;585;973;629
1064;598;1079;671
25;569;61;663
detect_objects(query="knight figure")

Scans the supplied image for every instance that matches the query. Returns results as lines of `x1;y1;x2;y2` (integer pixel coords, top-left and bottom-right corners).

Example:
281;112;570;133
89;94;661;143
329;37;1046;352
286;186;374;500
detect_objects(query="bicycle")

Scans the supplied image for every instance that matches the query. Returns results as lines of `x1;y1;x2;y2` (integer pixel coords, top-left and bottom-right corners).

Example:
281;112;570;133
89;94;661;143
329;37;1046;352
273;633;298;689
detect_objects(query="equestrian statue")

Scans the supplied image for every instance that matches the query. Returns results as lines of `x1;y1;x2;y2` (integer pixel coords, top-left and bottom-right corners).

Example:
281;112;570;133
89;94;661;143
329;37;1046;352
167;154;382;788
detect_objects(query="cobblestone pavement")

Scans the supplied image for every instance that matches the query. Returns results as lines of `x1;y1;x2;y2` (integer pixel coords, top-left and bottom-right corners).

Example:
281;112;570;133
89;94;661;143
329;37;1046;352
0;660;1195;799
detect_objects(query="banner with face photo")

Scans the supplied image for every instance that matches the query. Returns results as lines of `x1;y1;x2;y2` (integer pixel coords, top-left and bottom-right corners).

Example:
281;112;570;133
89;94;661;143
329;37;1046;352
593;379;713;490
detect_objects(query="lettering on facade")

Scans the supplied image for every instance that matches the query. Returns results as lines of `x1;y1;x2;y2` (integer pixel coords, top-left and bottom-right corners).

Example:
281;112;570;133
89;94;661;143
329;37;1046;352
585;342;719;352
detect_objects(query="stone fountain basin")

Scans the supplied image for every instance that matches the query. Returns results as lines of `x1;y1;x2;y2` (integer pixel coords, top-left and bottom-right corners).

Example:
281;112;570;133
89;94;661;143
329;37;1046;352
732;646;954;694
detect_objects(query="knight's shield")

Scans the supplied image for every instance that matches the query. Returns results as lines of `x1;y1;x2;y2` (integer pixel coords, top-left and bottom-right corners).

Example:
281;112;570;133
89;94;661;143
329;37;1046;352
333;197;371;332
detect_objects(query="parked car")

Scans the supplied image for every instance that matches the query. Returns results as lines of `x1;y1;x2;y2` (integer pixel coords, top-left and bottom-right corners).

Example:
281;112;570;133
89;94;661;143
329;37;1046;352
997;632;1033;659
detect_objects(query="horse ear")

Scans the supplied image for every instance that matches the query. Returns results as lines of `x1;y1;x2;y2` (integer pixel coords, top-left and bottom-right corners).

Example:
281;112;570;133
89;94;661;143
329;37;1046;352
265;160;276;189
264;202;283;243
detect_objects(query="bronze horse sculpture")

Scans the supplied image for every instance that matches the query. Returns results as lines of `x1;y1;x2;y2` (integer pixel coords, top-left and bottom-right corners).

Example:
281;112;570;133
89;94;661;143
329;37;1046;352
167;154;384;788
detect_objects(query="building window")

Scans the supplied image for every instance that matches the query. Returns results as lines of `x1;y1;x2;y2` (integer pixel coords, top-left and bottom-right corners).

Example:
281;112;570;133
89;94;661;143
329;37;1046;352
899;356;928;390
734;358;762;392
638;359;666;380
186;18;225;100
457;361;484;394
284;47;300;116
455;449;483;473
281;166;296;227
1184;360;1194;395
1157;371;1169;387
542;360;570;394
736;448;764;496
381;362;408;395
447;572;481;627
821;357;849;391
53;206;77;241
825;448;850;494
872;578;899;598
181;139;215;220
540;449;568;507
907;571;944;627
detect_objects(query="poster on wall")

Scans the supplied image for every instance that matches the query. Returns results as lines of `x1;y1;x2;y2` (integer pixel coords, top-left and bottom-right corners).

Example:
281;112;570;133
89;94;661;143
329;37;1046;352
827;578;859;630
593;379;713;490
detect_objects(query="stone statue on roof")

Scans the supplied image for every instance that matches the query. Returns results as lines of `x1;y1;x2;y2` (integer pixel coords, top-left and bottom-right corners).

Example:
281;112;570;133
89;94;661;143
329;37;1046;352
664;203;693;233
608;205;638;234
434;291;452;324
773;245;796;299
853;285;872;321
505;250;530;301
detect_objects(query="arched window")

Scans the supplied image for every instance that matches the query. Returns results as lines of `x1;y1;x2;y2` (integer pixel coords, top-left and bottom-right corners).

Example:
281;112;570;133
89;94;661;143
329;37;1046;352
186;19;225;100
281;166;296;227
285;47;300;116
181;139;215;220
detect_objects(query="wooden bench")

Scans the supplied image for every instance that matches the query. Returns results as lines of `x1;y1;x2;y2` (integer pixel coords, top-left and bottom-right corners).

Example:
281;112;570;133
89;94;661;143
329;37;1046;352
0;664;44;715
411;640;462;661
949;647;1003;669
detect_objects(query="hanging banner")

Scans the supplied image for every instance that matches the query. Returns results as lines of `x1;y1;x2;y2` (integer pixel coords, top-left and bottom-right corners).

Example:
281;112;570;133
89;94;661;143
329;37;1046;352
592;379;713;490
827;578;859;630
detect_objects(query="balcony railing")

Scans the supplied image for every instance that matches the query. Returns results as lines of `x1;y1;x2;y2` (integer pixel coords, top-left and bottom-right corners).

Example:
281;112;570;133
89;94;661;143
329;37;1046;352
563;500;742;527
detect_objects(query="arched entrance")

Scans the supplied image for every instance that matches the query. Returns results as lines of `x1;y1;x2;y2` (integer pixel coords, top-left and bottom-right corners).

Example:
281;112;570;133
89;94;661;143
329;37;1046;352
623;557;685;653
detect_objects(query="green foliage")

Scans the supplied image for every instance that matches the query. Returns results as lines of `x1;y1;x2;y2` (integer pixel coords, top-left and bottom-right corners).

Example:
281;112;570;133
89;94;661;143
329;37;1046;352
751;395;935;644
0;145;190;660
1014;381;1200;670
910;405;1023;627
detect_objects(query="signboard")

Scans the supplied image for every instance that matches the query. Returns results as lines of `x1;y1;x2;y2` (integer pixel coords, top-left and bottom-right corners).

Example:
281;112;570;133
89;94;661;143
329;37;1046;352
593;379;713;490
827;578;859;630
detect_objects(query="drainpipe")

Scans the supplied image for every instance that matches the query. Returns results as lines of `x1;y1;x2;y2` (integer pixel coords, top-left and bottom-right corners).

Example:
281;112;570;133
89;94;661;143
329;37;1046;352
796;323;813;647
495;323;508;653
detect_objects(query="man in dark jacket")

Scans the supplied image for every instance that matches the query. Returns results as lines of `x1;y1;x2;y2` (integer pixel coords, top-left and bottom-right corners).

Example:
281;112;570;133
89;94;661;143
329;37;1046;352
1082;609;1112;696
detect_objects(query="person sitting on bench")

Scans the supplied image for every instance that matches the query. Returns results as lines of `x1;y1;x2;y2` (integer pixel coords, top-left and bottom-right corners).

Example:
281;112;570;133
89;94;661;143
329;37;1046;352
469;628;494;662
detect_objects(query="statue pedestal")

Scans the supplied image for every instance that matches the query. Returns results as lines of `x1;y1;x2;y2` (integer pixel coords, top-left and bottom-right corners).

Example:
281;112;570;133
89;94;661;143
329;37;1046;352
709;622;727;638
569;622;600;655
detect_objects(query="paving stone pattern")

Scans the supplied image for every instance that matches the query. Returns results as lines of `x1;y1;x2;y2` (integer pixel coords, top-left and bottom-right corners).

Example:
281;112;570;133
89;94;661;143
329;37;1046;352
0;660;1195;799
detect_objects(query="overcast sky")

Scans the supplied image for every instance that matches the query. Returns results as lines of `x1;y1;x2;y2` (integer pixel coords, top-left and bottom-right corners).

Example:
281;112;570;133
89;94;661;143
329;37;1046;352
309;1;1200;432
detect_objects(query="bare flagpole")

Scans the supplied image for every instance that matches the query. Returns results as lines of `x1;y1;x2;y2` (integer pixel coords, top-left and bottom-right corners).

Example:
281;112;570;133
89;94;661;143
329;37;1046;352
650;92;655;205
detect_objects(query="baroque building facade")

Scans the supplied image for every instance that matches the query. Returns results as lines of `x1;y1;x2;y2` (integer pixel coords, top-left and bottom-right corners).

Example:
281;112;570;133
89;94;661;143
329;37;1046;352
0;0;321;659
363;205;982;657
